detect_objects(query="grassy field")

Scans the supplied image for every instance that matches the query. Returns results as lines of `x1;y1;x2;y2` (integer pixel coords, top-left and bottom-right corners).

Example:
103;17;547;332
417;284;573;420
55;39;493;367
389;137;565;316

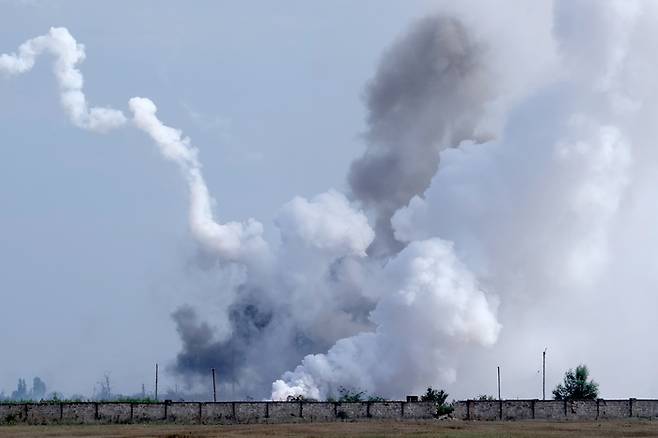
1;420;658;438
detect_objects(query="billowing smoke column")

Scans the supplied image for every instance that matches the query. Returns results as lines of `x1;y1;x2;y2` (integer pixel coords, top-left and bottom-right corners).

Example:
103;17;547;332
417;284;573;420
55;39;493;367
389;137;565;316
5;0;658;401
348;16;493;257
272;238;500;400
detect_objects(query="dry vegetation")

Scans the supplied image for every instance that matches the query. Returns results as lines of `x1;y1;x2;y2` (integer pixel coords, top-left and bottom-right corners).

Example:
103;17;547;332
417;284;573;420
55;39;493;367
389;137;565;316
2;420;658;438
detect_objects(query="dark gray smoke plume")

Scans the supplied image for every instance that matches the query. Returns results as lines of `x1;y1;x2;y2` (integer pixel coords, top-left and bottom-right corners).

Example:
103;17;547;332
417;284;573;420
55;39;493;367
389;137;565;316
348;16;493;256
171;302;272;398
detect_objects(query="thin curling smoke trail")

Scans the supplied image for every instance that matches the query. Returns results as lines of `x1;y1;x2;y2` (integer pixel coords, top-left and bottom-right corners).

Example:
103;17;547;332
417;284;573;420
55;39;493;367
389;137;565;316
0;28;266;264
0;27;125;132
128;98;268;263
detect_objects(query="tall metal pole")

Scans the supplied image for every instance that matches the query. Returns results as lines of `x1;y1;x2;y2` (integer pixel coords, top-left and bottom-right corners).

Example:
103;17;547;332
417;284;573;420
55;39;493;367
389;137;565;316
497;366;501;401
155;363;159;401
212;368;217;402
542;348;547;401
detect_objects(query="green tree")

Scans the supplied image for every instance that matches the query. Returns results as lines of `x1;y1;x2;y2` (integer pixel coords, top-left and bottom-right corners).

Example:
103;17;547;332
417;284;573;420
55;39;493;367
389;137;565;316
421;387;453;416
553;364;599;400
421;387;448;405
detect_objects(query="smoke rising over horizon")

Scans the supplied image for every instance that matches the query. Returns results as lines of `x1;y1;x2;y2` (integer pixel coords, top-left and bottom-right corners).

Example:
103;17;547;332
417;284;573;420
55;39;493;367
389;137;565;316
348;15;494;257
4;0;658;401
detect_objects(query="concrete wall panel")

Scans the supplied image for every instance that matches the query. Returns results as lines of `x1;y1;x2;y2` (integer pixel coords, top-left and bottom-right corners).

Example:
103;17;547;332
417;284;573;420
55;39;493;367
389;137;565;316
0;404;27;425
132;403;165;423
27;404;60;425
167;402;200;423
471;401;500;420
335;402;368;420
453;401;468;420
302;402;335;421
534;401;566;420
61;403;96;423
402;401;435;419
502;400;533;420
566;400;597;420
235;402;266;423
633;400;658;418
268;402;302;423
599;400;629;419
201;402;234;424
369;402;402;419
97;403;131;423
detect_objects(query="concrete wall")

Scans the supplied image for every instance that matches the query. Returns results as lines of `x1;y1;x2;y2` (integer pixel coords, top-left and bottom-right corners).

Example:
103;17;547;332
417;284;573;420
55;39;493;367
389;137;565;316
0;400;436;425
502;400;533;420
598;399;630;419
633;399;658;418
454;399;658;421
97;403;131;423
302;402;334;421
534;400;565;420
470;400;500;421
2;399;656;425
200;402;234;424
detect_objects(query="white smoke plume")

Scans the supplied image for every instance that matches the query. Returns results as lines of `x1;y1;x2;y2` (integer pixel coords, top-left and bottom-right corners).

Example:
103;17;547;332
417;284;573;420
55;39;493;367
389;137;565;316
128;97;268;264
5;0;658;402
0;27;125;132
270;0;658;400
0;28;268;266
272;238;500;400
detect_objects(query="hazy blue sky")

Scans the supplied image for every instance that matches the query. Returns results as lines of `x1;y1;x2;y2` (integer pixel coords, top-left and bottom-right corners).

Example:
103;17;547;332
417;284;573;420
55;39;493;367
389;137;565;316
0;0;435;396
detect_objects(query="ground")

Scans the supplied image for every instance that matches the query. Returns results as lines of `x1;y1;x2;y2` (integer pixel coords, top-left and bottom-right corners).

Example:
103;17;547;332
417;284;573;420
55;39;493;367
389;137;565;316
2;420;658;438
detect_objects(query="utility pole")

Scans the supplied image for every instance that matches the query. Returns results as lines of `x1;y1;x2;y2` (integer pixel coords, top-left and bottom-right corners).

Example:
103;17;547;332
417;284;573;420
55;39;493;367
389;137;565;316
155;363;159;401
212;368;217;402
542;348;547;401
497;366;501;401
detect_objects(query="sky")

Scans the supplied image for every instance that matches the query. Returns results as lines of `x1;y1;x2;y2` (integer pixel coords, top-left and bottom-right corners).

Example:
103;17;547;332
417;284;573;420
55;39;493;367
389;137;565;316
2;0;658;402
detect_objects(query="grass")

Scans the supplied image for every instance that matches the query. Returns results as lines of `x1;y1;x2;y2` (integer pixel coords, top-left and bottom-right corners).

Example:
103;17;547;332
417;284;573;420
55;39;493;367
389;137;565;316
1;420;658;437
